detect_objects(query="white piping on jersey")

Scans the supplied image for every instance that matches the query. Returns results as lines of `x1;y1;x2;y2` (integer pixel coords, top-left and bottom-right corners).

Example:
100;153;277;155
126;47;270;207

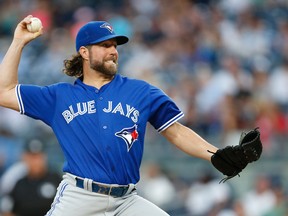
16;84;25;114
157;112;184;133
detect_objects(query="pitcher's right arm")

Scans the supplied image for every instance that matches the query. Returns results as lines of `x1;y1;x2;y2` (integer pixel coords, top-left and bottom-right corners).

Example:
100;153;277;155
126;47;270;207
0;15;43;111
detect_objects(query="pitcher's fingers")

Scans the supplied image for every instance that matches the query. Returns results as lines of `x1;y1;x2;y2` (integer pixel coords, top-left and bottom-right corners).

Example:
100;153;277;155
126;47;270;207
19;15;34;29
32;26;44;38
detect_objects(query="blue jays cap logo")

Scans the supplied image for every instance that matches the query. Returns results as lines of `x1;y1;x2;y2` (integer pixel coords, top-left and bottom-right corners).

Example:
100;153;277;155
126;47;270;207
100;23;114;33
115;125;139;152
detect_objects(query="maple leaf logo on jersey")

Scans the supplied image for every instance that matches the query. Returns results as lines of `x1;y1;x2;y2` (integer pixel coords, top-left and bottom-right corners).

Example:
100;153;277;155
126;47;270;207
100;23;114;33
115;125;139;152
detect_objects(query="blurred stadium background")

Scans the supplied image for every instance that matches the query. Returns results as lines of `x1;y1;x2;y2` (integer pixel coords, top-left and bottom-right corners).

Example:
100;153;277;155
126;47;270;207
1;0;288;215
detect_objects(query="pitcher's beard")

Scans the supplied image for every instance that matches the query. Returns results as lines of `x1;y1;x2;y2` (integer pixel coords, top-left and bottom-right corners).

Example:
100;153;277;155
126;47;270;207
90;60;118;77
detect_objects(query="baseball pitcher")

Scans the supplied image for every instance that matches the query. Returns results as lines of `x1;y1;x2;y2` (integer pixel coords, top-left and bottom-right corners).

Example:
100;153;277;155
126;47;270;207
0;15;262;216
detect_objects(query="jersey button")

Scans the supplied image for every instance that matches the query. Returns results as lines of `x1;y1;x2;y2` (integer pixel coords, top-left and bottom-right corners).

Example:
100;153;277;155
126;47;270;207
103;126;107;129
99;97;103;100
95;89;99;93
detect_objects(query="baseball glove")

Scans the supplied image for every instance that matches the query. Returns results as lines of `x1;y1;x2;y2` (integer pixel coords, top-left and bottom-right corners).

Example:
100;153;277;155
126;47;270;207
209;128;262;183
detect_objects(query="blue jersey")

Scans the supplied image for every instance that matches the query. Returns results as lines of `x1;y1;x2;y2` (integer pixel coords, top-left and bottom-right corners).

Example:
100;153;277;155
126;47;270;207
16;74;184;184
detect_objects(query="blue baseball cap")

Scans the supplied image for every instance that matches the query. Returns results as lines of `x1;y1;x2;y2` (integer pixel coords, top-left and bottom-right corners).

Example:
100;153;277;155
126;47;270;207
75;21;129;51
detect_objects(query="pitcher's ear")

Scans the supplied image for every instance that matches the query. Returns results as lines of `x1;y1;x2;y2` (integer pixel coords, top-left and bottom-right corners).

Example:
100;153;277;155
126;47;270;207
79;46;89;60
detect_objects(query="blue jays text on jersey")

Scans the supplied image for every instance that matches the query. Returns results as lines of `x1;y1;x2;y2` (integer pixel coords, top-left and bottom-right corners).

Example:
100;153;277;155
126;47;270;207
15;74;184;185
62;100;139;124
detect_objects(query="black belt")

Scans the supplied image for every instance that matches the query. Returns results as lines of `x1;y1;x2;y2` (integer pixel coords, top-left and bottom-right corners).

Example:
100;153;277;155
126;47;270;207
75;177;130;197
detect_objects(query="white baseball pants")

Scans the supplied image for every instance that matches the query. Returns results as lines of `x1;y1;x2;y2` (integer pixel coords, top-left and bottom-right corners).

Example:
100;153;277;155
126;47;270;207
45;173;169;216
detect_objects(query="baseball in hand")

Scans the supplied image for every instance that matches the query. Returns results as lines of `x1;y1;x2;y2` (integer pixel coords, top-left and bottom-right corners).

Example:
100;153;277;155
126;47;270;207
27;17;42;33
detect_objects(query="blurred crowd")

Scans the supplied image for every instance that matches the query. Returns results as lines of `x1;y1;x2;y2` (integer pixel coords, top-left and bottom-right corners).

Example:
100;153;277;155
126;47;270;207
1;0;288;215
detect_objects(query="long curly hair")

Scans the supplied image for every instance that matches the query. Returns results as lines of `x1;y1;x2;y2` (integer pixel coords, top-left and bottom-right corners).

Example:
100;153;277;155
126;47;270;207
62;53;83;78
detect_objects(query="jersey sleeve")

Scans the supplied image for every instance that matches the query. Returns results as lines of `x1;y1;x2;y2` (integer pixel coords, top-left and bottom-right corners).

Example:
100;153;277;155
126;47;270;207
148;85;184;132
16;84;56;125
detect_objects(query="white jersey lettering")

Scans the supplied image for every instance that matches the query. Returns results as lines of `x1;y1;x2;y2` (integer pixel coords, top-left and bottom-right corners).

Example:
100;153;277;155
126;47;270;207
62;110;74;124
62;100;96;123
131;110;139;123
103;101;139;123
77;102;88;115
112;102;125;115
87;100;96;114
126;105;135;118
103;101;112;113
